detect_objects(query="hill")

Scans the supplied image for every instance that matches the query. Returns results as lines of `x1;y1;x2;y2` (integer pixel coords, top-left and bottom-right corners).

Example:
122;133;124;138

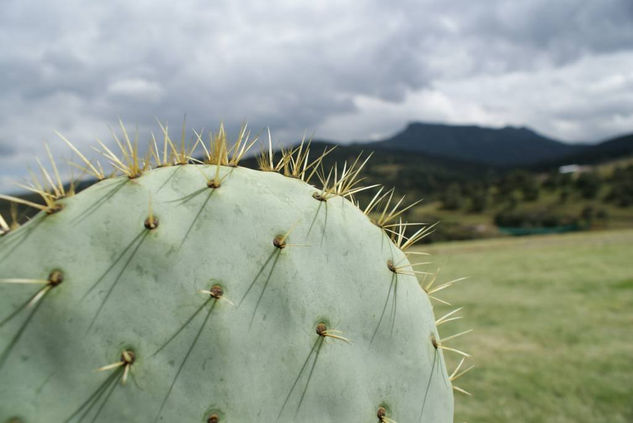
368;122;586;166
538;133;633;168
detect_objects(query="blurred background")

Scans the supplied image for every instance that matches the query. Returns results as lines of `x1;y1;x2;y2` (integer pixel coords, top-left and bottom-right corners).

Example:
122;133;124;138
1;1;632;421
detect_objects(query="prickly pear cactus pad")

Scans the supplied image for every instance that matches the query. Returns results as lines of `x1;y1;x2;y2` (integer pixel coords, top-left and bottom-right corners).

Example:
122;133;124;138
0;124;471;422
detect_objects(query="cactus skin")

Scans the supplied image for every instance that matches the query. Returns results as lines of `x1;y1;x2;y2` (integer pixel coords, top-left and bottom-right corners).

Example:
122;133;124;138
0;158;455;421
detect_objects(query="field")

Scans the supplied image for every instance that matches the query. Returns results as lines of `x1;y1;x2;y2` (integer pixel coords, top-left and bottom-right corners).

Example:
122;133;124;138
413;229;633;423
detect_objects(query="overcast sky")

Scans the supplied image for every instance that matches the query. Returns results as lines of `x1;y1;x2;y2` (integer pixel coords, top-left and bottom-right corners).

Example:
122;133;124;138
1;0;633;192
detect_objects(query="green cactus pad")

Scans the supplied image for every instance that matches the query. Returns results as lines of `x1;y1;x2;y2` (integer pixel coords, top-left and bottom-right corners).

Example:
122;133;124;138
0;158;457;422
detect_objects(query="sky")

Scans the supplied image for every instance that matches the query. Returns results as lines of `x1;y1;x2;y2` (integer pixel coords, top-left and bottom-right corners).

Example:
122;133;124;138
1;0;633;192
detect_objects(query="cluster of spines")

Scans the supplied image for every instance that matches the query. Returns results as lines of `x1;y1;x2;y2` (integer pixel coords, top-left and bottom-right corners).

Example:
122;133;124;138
0;121;473;421
0;211;8;236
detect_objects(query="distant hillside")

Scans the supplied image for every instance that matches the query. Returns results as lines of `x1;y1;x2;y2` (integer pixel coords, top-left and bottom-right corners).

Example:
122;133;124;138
241;140;495;195
369;122;587;166
540;133;633;168
3;128;633;242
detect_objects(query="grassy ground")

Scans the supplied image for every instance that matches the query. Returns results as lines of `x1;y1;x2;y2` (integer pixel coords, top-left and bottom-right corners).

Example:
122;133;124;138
413;229;633;423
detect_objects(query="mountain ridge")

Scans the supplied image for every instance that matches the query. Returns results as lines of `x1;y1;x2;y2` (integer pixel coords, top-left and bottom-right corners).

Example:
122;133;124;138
364;121;588;166
534;133;633;168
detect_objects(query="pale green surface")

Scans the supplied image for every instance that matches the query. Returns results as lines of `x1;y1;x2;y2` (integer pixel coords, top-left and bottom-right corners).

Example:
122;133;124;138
0;165;453;422
419;229;633;423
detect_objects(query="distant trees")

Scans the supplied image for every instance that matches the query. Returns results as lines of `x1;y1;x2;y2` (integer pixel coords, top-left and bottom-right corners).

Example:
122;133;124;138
469;189;489;213
575;172;601;199
495;170;540;204
605;165;633;207
542;171;572;191
559;186;572;203
579;206;610;228
493;209;578;228
541;170;559;190
522;180;540;201
437;181;492;213
440;183;463;210
388;157;632;231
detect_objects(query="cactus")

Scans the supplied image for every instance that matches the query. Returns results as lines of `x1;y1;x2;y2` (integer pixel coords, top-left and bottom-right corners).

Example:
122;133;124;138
0;123;471;422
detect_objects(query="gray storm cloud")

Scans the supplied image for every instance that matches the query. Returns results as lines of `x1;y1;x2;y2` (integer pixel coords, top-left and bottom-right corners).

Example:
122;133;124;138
0;0;632;192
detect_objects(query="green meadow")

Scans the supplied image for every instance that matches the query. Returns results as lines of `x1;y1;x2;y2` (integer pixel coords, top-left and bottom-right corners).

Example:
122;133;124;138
414;229;633;423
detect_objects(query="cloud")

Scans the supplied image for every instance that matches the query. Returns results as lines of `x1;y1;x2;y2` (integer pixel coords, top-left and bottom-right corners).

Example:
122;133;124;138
319;50;633;143
0;141;15;155
106;78;164;102
0;0;632;192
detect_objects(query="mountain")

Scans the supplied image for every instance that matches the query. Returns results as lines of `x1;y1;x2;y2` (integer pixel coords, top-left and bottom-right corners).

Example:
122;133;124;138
545;133;633;167
368;122;587;166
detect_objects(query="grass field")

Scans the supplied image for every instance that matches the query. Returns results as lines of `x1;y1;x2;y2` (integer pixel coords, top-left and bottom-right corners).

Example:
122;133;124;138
413;229;633;423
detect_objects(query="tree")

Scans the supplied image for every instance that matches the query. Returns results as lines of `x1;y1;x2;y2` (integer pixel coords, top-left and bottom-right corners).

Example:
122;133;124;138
575;172;601;199
441;183;463;210
469;189;488;213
